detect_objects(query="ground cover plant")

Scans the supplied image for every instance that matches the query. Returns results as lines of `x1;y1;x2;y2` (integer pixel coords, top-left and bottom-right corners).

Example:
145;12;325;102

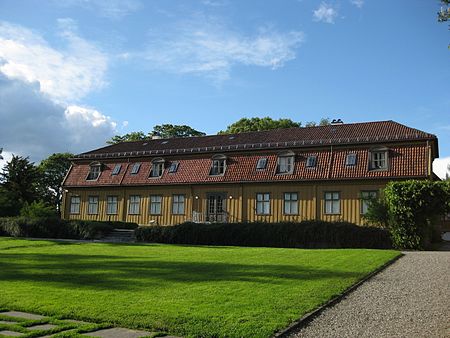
0;238;399;337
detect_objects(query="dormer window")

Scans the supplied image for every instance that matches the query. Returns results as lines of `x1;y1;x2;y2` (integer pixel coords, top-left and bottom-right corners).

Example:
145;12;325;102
306;156;317;168
369;148;388;170
130;163;141;175
149;158;165;178
277;151;295;174
86;162;102;181
210;154;227;175
346;153;357;166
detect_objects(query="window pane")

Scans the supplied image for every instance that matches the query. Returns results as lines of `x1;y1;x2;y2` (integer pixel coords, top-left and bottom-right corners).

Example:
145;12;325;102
150;195;162;214
106;196;118;215
128;195;140;214
111;164;121;175
131;163;141;174
70;196;80;214
88;196;98;215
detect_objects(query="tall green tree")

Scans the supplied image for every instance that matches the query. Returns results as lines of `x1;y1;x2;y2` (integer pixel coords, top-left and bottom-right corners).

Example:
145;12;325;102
151;124;206;138
0;155;39;208
218;117;301;134
107;125;206;144
107;131;147;145
38;153;73;212
438;0;450;47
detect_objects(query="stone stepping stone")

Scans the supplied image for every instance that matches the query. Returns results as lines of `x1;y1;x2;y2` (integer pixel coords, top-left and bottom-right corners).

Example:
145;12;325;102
26;323;58;330
63;319;91;325
0;311;46;320
0;330;24;337
0;320;18;325
82;327;154;338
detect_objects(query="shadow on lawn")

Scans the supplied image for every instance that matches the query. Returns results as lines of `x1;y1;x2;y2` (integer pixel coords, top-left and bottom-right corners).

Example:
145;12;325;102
0;251;363;291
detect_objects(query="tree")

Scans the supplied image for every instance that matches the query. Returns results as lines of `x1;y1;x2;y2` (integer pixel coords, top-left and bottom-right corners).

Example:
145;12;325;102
438;0;450;47
218;117;301;134
304;118;331;127
107;125;206;144
151;124;205;138
0;155;39;208
38;153;73;212
107;131;147;145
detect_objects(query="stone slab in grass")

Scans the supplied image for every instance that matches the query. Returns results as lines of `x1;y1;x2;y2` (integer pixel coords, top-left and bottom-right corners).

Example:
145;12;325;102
26;324;58;330
0;320;18;325
83;327;154;338
1;311;46;320
0;330;24;337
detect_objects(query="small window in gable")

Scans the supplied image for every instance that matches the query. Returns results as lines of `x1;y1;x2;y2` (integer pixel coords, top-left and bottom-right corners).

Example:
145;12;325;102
111;164;121;176
306;156;317;168
168;162;179;173
149;159;165;178
130;163;141;175
210;154;227;176
346;153;357;166
369;148;388;170
276;151;294;174
86;162;102;181
256;158;267;170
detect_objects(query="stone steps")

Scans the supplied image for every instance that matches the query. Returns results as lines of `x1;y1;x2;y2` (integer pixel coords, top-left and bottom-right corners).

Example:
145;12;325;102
98;229;135;243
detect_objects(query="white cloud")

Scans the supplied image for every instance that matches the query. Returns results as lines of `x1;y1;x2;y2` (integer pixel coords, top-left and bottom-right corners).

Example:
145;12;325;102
313;2;338;24
142;17;304;81
0;74;116;162
56;0;141;20
0;20;107;104
350;0;364;8
0;21;116;162
433;157;450;180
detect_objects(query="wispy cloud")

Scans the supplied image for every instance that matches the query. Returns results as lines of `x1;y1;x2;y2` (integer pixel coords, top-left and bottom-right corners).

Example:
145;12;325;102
0;21;116;161
0;19;107;104
141;17;304;81
56;0;141;20
350;0;364;9
313;2;338;24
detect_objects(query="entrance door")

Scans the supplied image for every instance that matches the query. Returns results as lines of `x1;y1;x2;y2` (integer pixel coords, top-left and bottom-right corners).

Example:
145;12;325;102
207;193;227;222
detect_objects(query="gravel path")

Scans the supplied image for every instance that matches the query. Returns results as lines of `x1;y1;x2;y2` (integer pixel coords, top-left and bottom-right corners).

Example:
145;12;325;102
288;250;450;338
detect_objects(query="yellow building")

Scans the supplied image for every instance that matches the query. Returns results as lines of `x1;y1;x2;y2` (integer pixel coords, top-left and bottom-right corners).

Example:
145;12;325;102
62;120;438;226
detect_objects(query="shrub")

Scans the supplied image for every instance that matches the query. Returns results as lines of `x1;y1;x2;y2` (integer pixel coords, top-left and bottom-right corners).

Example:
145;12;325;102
366;180;450;250
0;217;137;240
135;221;392;249
20;201;57;218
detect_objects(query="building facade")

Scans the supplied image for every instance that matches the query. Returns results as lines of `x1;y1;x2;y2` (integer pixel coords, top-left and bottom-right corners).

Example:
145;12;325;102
62;120;439;226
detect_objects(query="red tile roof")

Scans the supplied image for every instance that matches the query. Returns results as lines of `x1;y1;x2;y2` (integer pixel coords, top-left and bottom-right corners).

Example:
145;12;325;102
63;144;430;187
74;121;437;160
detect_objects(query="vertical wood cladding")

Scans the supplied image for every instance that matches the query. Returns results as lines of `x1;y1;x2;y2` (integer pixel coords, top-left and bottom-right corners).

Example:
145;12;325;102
63;181;387;226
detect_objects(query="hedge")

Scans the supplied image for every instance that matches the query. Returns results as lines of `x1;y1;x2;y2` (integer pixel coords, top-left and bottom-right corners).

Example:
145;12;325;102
135;221;392;249
0;217;138;240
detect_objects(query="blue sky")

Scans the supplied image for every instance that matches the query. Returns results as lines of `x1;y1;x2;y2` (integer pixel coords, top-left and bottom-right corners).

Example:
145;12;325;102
0;0;449;177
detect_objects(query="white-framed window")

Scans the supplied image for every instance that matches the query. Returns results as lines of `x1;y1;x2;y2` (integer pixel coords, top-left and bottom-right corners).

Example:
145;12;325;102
87;196;99;215
361;191;378;214
210;155;227;175
150;195;162;215
149;159;164;178
70;196;80;214
130;163;141;175
172;194;185;214
256;193;270;215
277;152;294;174
106;196;118;215
256;158;268;170
284;192;298;215
86;163;101;181
346;153;357;166
324;192;340;214
128;195;141;215
306;156;317;168
370;149;388;170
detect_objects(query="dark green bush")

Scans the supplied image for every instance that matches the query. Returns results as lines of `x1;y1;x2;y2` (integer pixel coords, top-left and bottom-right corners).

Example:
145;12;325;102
20;201;57;218
135;221;392;249
0;217;138;240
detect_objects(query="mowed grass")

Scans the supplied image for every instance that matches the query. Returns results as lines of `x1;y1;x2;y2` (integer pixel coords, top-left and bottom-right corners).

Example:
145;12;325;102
0;238;400;337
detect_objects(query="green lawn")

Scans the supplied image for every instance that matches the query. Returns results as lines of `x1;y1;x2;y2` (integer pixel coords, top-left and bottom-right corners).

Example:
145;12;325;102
0;238;400;337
